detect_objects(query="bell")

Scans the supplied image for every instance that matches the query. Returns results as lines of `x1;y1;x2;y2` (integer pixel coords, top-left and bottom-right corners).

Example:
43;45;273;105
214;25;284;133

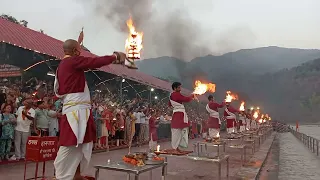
125;58;138;69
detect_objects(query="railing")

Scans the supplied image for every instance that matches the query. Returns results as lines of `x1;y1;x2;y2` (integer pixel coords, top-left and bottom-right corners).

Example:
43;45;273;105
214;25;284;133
290;129;319;156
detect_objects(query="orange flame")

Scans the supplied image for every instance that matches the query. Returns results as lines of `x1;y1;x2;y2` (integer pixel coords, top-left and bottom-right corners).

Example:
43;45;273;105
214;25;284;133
193;80;216;95
253;111;259;119
225;91;238;102
239;101;245;111
125;17;143;59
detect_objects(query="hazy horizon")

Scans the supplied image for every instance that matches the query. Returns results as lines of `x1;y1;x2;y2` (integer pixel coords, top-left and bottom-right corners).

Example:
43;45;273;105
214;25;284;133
1;0;320;60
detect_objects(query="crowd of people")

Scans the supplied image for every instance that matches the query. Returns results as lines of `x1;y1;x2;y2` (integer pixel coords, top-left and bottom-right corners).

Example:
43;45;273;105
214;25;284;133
0;76;206;162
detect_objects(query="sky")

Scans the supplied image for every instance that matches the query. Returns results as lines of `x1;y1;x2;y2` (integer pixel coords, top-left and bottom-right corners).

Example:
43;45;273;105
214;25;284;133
1;0;320;60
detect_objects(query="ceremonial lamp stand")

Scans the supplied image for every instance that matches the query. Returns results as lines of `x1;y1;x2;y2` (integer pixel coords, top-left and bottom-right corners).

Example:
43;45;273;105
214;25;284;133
125;33;139;69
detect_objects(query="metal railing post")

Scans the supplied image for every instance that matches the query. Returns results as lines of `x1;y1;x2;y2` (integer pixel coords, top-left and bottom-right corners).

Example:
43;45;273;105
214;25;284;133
317;140;319;156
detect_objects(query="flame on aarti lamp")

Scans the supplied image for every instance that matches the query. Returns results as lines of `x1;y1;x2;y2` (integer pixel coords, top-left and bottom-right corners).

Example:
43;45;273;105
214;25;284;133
225;91;238;102
125;17;143;59
253;111;259;119
239;101;245;111
193;80;216;95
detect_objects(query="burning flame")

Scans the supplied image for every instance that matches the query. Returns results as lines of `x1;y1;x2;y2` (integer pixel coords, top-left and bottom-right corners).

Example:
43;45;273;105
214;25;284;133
261;114;264;119
268;117;272;120
259;119;263;123
125;17;143;59
239;101;245;111
225;91;238;102
216;132;220;138
253;111;259;119
193;80;216;95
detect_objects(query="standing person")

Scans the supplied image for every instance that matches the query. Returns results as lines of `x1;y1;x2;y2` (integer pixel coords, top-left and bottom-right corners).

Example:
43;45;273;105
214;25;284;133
34;101;50;136
206;95;224;138
148;109;158;151
101;105;113;149
48;104;59;137
11;98;35;161
139;107;146;143
127;108;136;151
133;108;142;145
245;109;252;130
169;82;195;153
92;107;101;150
238;111;246;132
144;108;150;144
114;113;125;146
0;104;16;161
53;39;126;180
224;102;239;134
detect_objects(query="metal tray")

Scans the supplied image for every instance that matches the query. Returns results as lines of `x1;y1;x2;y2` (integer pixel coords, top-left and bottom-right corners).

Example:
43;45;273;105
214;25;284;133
144;159;164;165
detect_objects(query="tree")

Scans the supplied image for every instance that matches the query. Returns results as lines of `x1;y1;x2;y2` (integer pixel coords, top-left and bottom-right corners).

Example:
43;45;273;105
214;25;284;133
1;14;28;27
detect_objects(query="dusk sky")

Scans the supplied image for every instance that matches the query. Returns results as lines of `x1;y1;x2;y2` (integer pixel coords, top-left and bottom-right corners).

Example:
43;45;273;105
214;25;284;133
1;0;320;60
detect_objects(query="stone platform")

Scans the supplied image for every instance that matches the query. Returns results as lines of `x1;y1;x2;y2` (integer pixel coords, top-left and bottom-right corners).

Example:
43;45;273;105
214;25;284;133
0;132;275;180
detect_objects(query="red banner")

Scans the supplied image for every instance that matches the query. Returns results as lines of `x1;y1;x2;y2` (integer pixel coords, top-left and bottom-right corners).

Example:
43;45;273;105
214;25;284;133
26;136;58;162
0;64;21;77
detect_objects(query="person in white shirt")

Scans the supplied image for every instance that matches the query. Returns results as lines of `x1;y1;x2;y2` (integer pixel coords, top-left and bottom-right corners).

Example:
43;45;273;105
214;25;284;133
48;104;59;137
11;98;35;161
133;109;142;144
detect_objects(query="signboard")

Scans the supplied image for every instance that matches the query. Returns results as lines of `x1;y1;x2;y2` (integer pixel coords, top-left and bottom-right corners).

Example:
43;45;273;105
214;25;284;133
0;64;21;77
26;136;58;162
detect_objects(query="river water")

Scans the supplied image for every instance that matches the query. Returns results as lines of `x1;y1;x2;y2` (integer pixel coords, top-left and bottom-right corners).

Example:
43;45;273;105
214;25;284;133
277;125;320;180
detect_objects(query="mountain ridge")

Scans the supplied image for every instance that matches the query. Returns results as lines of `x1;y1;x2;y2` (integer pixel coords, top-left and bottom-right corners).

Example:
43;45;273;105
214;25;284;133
136;46;320;122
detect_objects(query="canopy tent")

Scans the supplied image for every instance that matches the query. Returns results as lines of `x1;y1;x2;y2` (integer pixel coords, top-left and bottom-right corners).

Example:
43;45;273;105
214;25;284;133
0;18;206;101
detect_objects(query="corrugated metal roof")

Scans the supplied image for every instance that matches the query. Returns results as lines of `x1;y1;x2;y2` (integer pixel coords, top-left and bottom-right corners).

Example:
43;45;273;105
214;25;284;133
0;18;205;100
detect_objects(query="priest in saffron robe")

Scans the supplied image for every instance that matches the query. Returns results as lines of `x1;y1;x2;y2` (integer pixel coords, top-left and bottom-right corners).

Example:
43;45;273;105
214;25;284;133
206;95;224;138
169;82;195;153
53;39;127;180
224;102;239;134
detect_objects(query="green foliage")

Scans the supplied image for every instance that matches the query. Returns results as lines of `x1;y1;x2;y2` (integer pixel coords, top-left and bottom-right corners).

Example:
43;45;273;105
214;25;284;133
1;14;28;27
